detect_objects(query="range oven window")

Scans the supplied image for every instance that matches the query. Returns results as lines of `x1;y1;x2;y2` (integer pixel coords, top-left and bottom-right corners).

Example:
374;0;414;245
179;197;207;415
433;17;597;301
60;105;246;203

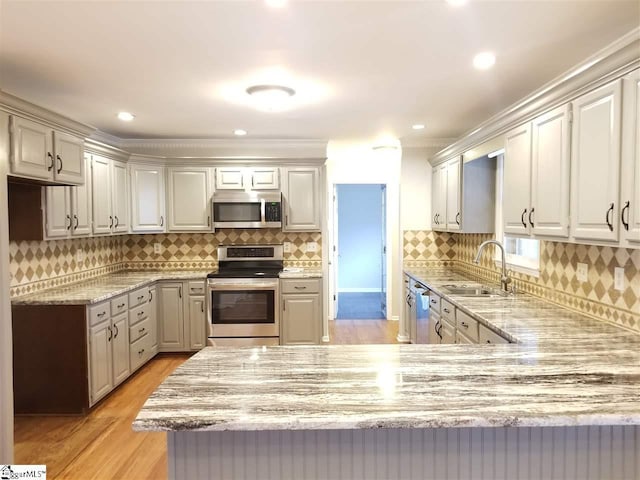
211;290;275;325
213;203;262;223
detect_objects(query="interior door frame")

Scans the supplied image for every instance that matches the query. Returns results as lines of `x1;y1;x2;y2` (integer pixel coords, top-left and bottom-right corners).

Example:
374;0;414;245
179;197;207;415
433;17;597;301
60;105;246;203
328;183;389;322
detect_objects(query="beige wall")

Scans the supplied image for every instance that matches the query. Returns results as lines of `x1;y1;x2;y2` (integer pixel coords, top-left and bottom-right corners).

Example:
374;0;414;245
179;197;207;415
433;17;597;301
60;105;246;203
404;230;640;333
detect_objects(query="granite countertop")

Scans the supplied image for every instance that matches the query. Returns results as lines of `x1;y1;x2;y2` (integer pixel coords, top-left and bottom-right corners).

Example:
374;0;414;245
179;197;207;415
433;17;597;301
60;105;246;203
279;268;323;279
134;268;640;432
11;270;212;305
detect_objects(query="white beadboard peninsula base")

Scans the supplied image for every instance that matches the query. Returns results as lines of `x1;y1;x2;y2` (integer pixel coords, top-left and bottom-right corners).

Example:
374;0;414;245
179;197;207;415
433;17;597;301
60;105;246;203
168;426;639;480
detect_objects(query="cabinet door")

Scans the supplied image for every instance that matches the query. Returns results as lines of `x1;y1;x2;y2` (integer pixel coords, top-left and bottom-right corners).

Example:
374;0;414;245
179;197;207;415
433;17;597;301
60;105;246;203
89;319;113;404
130;164;166;232
428;312;441;345
431;164;447;231
148;286;158;353
45;186;71;238
621;70;640;246
111;161;129;233
167;168;212;231
531;104;571;238
111;313;130;387
251;168;279;190
71;155;92;236
53;131;84;185
9;116;54;181
282;167;321;231
91;156;113;234
188;296;206;350
503;123;532;235
408;292;417;344
571;79;622;242
281;294;320;345
445;157;461;231
215;167;244;190
158;283;185;351
440;320;455;345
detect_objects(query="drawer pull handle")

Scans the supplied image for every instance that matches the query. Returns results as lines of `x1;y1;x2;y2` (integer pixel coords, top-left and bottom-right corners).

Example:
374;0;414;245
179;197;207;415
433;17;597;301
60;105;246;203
486;340;492;344
139;327;146;334
137;295;144;301
97;312;106;318
443;308;450;314
118;303;126;309
430;299;436;304
294;286;307;290
138;311;144;316
461;322;468;328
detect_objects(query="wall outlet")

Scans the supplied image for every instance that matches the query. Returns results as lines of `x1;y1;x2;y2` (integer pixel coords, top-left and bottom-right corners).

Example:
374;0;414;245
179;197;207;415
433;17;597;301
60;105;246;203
614;267;625;291
576;262;588;283
306;242;318;253
154;243;162;255
283;242;292;253
76;249;84;263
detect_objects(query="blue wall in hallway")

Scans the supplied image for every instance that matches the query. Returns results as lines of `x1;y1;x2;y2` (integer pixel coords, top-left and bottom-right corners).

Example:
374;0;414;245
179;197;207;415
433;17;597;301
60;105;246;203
337;184;383;291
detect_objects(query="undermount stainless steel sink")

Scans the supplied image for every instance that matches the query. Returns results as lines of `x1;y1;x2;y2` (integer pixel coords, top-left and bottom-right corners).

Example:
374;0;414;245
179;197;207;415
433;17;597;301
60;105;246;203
440;284;508;297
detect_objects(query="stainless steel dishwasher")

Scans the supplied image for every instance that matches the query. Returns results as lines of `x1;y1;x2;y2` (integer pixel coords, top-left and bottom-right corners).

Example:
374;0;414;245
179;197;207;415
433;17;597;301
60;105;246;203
409;281;431;344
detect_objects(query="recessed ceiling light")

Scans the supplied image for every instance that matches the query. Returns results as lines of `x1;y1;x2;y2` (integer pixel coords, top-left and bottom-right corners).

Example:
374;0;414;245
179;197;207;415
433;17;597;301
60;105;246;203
246;84;296;112
446;0;468;6
473;52;496;70
412;124;425;130
234;129;247;136
117;111;135;122
265;0;287;7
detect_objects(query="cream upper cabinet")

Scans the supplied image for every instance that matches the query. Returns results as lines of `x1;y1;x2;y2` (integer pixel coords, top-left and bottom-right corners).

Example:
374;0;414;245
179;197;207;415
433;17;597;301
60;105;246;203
111;161;129;234
167;167;213;231
621;69;640;246
130;164;166;233
503;123;532;236
45;186;71;238
52;131;84;185
282;167;321;232
530;104;572;238
250;167;279;190
215;167;244;190
570;79;622;243
91;155;113;235
431;163;447;231
71;155;93;236
445;157;461;231
9;116;84;185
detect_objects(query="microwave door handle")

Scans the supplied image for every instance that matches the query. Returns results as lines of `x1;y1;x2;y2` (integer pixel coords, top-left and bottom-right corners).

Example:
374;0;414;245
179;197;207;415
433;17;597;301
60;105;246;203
260;198;266;224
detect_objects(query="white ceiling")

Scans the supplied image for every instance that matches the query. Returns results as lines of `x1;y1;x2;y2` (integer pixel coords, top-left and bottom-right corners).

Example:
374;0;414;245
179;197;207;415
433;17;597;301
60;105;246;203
1;1;638;143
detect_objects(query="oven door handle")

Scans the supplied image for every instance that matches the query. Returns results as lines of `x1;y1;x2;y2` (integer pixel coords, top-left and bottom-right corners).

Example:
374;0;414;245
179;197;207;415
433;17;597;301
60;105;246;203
208;282;278;290
260;198;266;224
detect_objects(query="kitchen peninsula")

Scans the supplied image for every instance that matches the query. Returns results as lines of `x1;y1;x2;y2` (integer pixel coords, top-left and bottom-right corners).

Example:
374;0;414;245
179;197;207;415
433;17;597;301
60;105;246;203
134;269;640;480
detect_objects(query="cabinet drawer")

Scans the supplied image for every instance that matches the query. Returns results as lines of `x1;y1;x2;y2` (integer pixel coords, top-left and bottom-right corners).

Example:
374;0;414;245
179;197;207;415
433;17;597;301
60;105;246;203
110;295;129;317
441;299;455;323
479;324;510;345
281;279;320;294
129;316;151;344
128;287;150;308
456;309;479;342
130;332;152;373
129;302;149;327
455;330;475;345
89;302;110;326
428;292;441;314
188;281;205;295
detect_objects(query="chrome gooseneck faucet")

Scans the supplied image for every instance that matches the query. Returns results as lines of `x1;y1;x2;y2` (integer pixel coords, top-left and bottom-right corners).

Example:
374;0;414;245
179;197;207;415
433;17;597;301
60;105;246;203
473;240;512;292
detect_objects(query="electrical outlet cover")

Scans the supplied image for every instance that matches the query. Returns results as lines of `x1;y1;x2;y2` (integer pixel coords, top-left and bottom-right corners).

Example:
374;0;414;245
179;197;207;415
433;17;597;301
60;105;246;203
283;242;291;253
614;267;625;291
576;262;588;282
154;243;162;254
76;249;84;263
306;242;317;252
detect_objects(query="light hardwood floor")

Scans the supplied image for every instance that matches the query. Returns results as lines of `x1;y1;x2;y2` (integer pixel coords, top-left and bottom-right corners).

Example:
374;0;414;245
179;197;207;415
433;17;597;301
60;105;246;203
14;320;398;479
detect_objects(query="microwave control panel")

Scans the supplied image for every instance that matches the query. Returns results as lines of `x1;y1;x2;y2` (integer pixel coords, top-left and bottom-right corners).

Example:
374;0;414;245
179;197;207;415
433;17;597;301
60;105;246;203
265;202;281;222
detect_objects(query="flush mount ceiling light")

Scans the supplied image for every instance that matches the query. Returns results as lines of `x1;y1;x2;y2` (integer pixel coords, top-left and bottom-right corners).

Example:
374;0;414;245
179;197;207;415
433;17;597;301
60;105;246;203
446;0;468;6
234;129;248;136
117;111;135;122
412;124;425;130
265;0;288;7
246;84;296;112
473;51;496;70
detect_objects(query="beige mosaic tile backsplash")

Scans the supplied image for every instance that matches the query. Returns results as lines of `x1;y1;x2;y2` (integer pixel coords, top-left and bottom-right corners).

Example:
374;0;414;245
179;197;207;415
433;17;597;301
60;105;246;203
404;230;640;333
9;230;322;297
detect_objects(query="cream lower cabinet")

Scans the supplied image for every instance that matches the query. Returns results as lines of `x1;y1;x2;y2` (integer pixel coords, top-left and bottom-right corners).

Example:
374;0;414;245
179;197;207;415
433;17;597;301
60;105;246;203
280;278;322;345
158;280;206;352
88;299;130;405
282;167;322;232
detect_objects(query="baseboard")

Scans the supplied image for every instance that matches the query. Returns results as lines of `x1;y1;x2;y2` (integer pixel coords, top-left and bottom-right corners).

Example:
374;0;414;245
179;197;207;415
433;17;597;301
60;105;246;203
390;316;399;322
337;288;383;293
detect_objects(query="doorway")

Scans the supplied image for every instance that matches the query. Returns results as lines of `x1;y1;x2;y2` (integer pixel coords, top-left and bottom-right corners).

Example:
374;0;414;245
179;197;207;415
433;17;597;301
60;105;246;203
333;184;387;320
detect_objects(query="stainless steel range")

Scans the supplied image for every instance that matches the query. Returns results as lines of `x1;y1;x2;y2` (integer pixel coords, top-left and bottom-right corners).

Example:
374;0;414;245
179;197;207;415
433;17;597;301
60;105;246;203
206;244;283;347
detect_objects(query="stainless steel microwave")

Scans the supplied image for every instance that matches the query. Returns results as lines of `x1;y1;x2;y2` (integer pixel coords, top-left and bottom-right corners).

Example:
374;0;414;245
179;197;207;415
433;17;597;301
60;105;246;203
212;191;282;229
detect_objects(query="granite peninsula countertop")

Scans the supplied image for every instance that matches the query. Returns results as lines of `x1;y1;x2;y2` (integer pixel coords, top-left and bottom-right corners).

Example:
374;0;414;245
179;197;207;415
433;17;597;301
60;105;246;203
134;268;640;432
279;268;323;279
11;270;212;305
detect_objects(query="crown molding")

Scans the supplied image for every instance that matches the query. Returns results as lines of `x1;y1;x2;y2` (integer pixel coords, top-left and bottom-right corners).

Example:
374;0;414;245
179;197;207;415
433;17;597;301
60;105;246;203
0;90;95;138
84;138;131;163
430;27;640;166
